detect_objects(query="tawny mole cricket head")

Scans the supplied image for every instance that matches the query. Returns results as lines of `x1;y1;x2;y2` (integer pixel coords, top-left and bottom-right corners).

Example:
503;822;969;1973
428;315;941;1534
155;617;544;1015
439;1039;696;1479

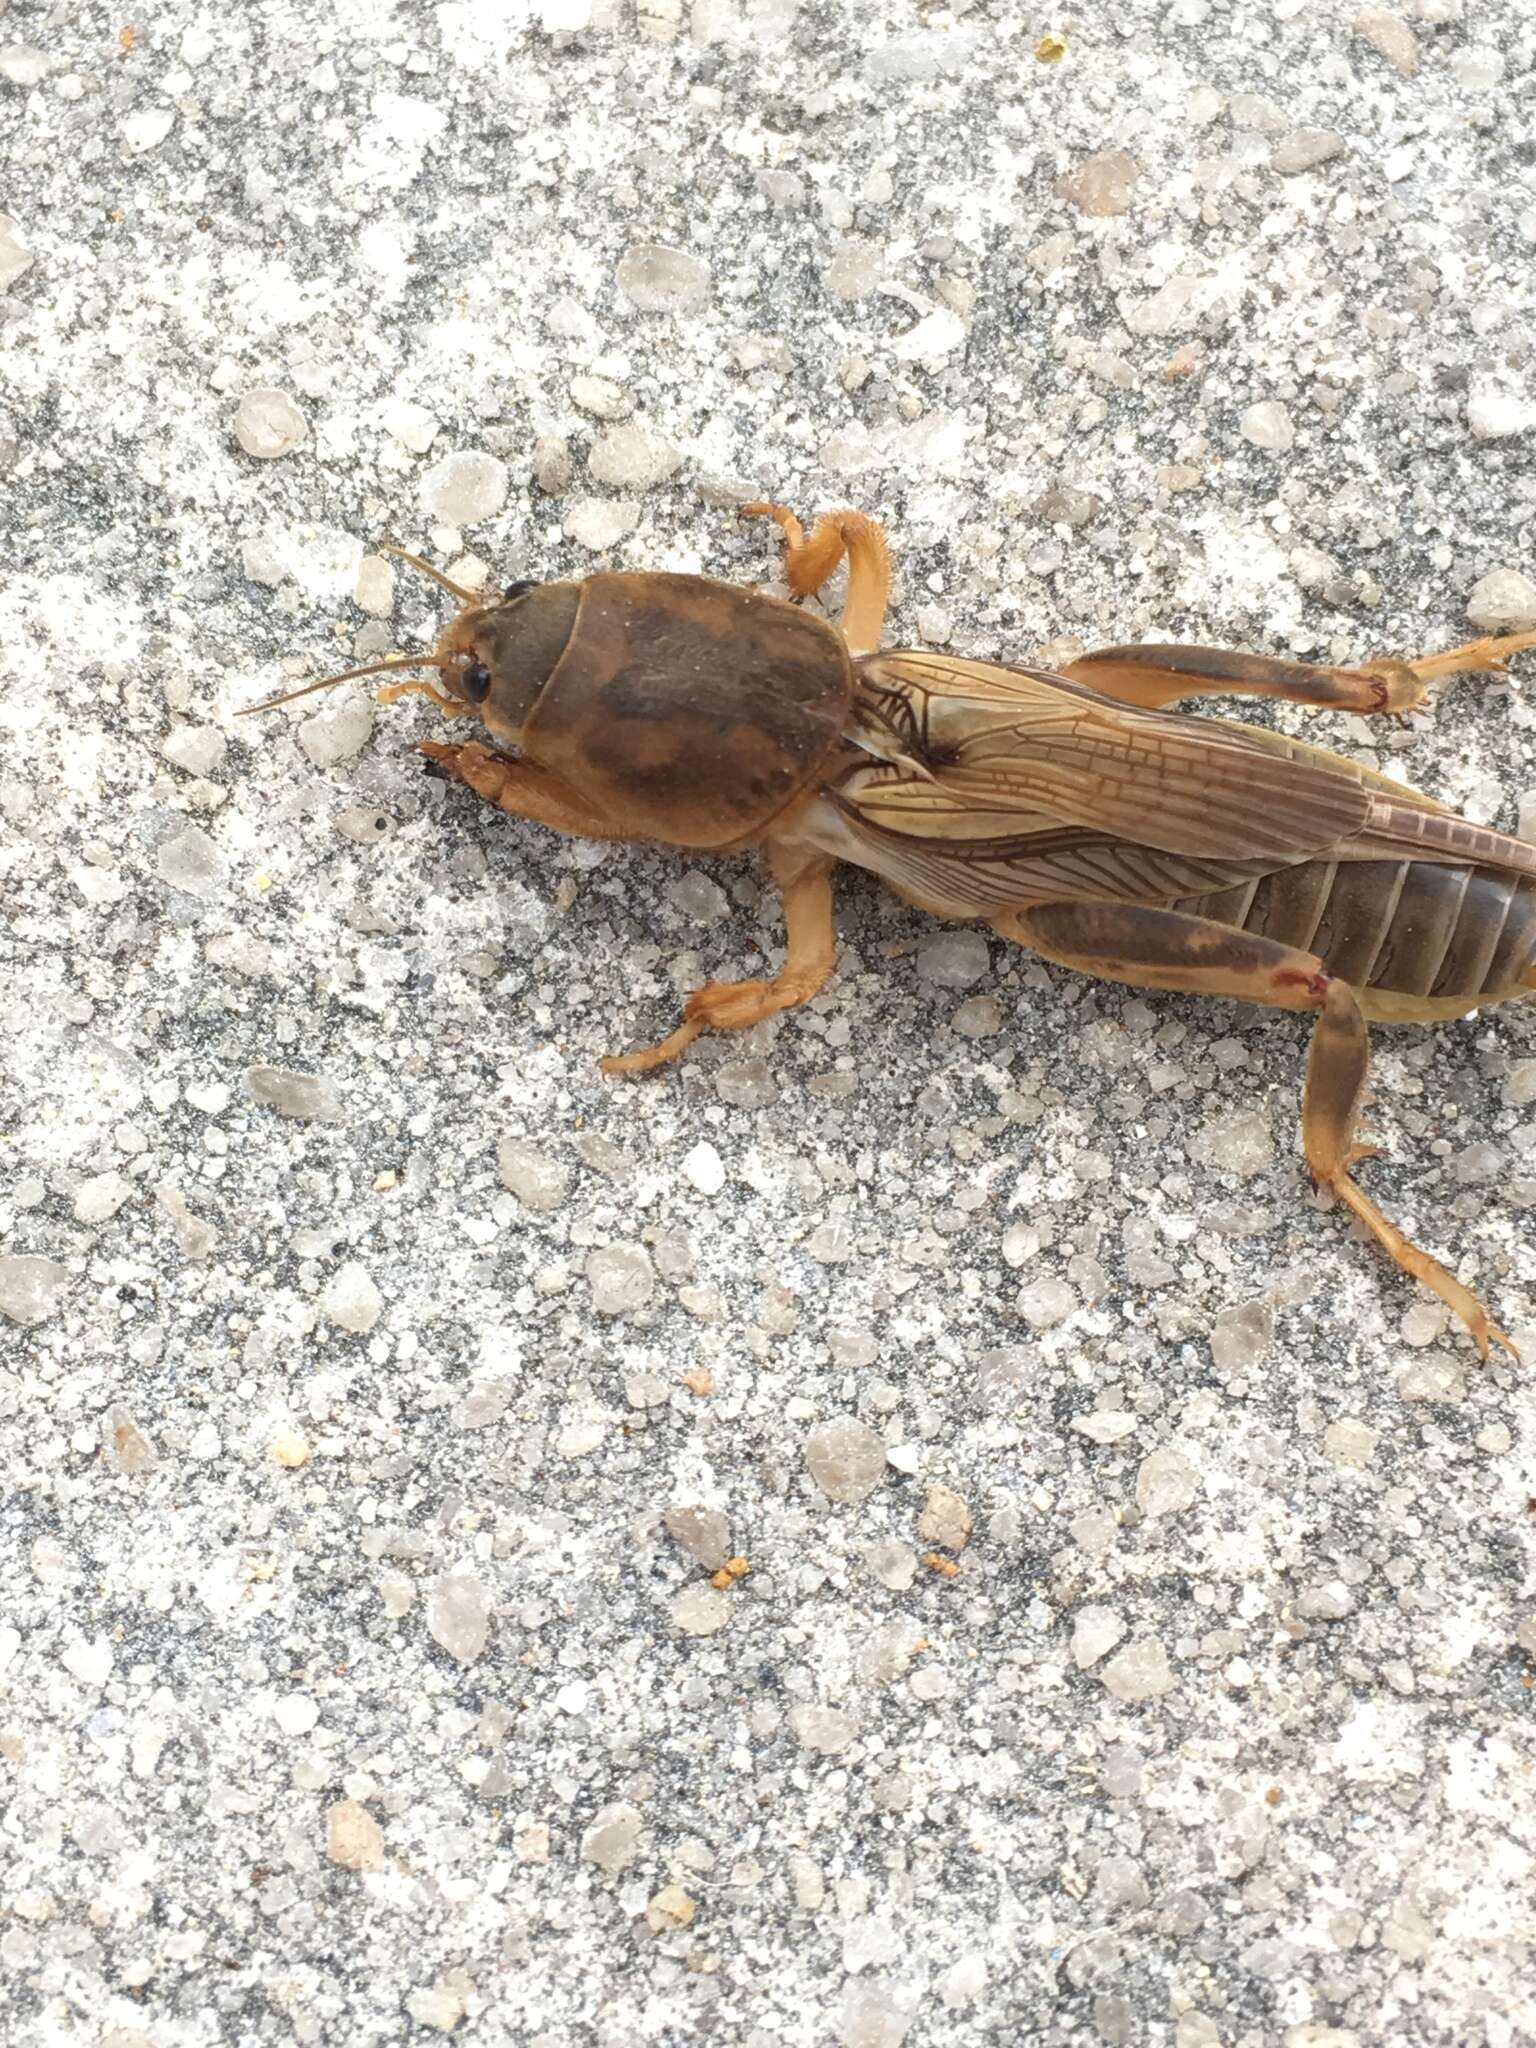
427;578;581;744
241;546;856;852
237;550;581;741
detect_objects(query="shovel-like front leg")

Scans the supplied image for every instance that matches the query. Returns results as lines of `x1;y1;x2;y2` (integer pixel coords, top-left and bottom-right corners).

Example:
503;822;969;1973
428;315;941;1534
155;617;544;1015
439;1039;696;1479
419;738;640;842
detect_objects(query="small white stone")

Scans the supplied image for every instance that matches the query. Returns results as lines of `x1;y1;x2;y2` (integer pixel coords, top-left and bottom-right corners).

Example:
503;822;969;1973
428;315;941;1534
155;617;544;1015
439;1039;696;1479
1271;128;1345;174
671;1585;732;1636
427;1573;493;1664
891;307;966;365
1452;45;1504;89
558;1418;606;1457
0;213;33;290
617;242;711;312
916;930;990;989
188;1421;221;1460
381;397;440;453
1466;568;1536;634
918;1482;972;1549
73;1171;133;1225
554;1680;590;1715
162;725;228;777
156;824;227;899
355;555;396;615
406;1985;464;2034
1355;8;1420;76
806;1418;887;1504
1467;379;1535;442
1073;1605;1126;1669
320;1261;383;1334
1135;1446;1200;1516
1240;400;1295;451
61;1638;114;1687
1101;1636;1176;1701
581;1801;645;1872
789;1705;856;1755
682;1141;726;1196
570;374;635;420
420;449;509;522
586;1243;654;1315
235;389;307;460
588;424;681;489
1019;1276;1077;1330
939;1952;990;2009
273;1693;320;1735
0;1255;70;1326
123;106;175;153
1072;1409;1138;1445
0;43;53;87
565;496;640;550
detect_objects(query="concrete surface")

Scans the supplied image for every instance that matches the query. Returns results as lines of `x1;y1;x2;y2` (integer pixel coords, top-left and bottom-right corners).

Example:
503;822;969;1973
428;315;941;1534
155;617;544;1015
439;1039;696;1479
2;2;1535;2044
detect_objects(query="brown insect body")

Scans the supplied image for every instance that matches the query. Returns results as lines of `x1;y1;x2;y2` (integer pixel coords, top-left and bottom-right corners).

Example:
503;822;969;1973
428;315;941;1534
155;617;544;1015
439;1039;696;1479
244;509;1536;1357
515;573;854;851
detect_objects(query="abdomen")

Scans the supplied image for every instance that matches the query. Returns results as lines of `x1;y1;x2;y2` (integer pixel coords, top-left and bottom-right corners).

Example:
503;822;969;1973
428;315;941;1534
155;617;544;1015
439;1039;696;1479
1176;860;1536;1019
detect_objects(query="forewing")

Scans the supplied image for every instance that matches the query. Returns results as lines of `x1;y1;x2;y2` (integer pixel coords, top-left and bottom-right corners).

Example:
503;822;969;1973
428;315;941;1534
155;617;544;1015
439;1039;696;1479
810;789;1291;918
853;653;1375;863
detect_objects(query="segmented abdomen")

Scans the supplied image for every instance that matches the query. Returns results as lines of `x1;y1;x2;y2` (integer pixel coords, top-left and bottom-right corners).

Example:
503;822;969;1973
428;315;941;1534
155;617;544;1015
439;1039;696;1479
1177;860;1536;1000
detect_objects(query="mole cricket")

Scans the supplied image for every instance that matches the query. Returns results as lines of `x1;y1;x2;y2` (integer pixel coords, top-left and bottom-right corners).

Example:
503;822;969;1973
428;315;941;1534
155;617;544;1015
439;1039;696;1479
243;506;1536;1356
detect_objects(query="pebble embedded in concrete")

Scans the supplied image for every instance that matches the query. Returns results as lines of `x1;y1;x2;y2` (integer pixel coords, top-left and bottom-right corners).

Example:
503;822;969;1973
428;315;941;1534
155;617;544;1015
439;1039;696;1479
1057;150;1141;216
806;1419;887;1504
1240;401;1295;451
427;1574;492;1665
0;1256;71;1325
234;389;307;459
617;243;711;312
1466;568;1536;633
420;450;509;523
320;1261;383;1334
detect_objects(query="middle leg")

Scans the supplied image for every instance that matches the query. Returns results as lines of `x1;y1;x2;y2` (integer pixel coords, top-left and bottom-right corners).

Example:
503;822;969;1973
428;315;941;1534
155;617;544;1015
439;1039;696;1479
739;502;893;656
602;845;839;1075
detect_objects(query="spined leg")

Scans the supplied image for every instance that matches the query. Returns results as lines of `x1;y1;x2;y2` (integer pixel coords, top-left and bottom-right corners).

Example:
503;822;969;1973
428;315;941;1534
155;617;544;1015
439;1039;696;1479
602;847;838;1075
739;502;892;656
1061;632;1536;715
998;899;1511;1357
419;738;638;841
1302;978;1513;1360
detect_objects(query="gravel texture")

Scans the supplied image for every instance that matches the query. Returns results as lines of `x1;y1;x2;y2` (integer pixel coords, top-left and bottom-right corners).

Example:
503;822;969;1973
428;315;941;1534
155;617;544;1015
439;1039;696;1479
3;3;1536;2045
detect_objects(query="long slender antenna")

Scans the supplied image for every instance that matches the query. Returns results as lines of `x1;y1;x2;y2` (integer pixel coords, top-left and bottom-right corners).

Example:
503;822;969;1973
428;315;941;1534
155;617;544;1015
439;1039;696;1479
236;654;435;717
378;542;480;604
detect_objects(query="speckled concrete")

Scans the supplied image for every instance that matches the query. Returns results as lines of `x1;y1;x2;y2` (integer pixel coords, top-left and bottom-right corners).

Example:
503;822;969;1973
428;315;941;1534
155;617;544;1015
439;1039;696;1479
2;3;1535;2045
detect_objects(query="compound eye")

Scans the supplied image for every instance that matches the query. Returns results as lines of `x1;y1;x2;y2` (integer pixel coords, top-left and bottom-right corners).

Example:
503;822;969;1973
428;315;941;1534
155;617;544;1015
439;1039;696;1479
461;662;492;704
502;578;537;603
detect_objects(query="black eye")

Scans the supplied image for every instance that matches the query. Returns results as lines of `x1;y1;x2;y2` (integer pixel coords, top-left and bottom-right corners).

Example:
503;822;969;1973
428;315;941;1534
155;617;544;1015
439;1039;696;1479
461;663;492;704
502;578;536;603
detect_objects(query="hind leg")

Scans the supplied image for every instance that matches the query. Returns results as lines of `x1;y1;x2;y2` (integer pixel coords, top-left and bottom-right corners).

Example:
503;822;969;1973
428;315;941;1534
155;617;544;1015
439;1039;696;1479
1004;900;1513;1359
1061;632;1536;715
1301;979;1513;1360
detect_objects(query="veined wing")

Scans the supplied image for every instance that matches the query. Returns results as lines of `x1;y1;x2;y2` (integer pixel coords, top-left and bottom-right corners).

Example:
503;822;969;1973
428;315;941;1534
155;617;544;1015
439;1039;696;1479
851;653;1375;863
